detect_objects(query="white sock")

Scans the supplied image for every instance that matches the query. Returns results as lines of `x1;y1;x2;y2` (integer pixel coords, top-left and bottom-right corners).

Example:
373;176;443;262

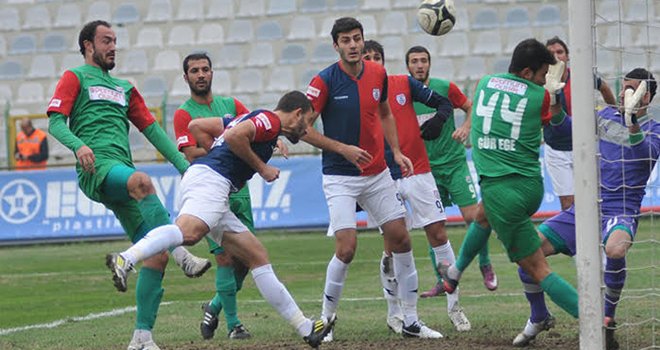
321;255;349;320
379;252;401;317
251;264;312;337
392;250;418;326
121;224;183;265
432;242;459;311
170;246;189;266
132;329;152;343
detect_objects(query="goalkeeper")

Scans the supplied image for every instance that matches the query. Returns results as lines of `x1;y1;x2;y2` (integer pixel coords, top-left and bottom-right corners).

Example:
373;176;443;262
512;68;658;349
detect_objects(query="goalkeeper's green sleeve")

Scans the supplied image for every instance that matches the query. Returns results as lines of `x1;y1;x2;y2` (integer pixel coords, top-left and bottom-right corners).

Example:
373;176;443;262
48;112;85;153
142;122;189;174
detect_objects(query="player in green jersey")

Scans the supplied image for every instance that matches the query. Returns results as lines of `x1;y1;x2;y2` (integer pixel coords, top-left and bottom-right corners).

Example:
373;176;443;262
172;52;254;340
47;21;210;350
439;38;579;321
405;46;497;296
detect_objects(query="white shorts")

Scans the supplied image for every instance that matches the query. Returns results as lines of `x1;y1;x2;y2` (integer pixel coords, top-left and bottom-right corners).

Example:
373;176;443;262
396;172;447;228
324;169;406;236
178;165;249;244
544;147;574;196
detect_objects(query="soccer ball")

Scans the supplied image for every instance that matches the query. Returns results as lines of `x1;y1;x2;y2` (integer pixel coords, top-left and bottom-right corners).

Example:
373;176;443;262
417;0;457;36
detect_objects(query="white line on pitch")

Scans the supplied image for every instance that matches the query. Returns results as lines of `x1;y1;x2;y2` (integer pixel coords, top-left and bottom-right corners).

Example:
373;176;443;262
0;302;171;336
0;292;520;336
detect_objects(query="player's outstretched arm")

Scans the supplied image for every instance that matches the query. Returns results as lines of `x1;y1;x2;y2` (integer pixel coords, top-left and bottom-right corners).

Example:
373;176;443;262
143;123;190;174
189;117;225;151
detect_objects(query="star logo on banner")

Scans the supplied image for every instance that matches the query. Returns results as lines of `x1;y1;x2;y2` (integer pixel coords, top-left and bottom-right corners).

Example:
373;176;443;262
0;179;41;224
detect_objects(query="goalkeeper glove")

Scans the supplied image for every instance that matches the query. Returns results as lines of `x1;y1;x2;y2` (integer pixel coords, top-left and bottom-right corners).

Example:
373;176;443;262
420;112;449;140
544;60;565;105
623;81;647;126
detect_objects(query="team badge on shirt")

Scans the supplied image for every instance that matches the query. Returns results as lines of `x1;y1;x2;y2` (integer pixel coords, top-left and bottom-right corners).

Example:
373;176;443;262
372;88;381;101
255;113;272;130
396;93;406;106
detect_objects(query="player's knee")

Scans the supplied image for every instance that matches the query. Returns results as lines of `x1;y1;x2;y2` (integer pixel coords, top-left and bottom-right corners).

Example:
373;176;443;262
424;221;448;245
143;251;169;270
127;172;156;199
604;244;627;259
215;251;233;266
335;246;355;263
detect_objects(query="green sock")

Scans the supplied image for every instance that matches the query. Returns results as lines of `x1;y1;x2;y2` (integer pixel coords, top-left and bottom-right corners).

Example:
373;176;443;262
455;222;491;272
138;194;177;254
428;245;442;283
216;265;241;330
138;194;171;230
135;267;164;330
540;272;579;318
478;228;492;267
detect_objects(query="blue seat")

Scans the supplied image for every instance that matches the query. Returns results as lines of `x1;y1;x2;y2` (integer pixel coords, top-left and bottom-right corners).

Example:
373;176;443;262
23;5;51;30
10;34;36;55
0;60;22;80
504;7;530;28
311;43;336;63
534;5;562;27
471;8;499;30
256;21;283;41
280;44;307;65
301;0;327;13
113;3;140;25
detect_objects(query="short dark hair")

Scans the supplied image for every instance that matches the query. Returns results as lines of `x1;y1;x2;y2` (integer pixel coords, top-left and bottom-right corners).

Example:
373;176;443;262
363;40;384;62
625;68;657;102
78;20;111;56
509;38;556;74
405;46;431;66
331;17;363;44
183;52;212;74
275;91;313;114
545;36;569;55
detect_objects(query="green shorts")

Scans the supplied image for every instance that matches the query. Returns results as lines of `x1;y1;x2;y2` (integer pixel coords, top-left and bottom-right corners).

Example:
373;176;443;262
98;163;150;243
431;162;478;208
206;185;254;254
480;174;544;262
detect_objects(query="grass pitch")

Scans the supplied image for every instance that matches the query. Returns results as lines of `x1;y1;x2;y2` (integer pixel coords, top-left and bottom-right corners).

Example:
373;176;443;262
0;224;656;349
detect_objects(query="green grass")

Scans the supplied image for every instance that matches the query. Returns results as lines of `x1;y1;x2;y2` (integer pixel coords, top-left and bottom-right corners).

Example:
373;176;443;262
0;224;657;350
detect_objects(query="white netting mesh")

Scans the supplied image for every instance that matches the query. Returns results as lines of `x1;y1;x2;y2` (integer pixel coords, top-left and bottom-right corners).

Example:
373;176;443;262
591;1;659;348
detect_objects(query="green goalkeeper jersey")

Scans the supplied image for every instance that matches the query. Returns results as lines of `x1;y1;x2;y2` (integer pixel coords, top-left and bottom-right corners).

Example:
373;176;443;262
470;73;550;179
414;78;467;168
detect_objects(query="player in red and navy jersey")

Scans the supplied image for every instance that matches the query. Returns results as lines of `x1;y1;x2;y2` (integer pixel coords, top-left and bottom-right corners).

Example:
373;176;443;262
106;91;337;348
303;17;442;340
361;40;471;333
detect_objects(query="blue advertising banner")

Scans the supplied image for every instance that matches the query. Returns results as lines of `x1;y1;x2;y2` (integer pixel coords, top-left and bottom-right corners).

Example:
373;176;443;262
0;156;328;243
1;150;658;243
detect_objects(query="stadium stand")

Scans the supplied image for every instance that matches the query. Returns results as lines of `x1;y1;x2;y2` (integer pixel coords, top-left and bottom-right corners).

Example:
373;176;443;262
3;0;656;165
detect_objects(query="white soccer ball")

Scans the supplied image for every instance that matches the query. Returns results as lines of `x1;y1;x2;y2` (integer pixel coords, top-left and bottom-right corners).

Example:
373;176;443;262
417;0;457;36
